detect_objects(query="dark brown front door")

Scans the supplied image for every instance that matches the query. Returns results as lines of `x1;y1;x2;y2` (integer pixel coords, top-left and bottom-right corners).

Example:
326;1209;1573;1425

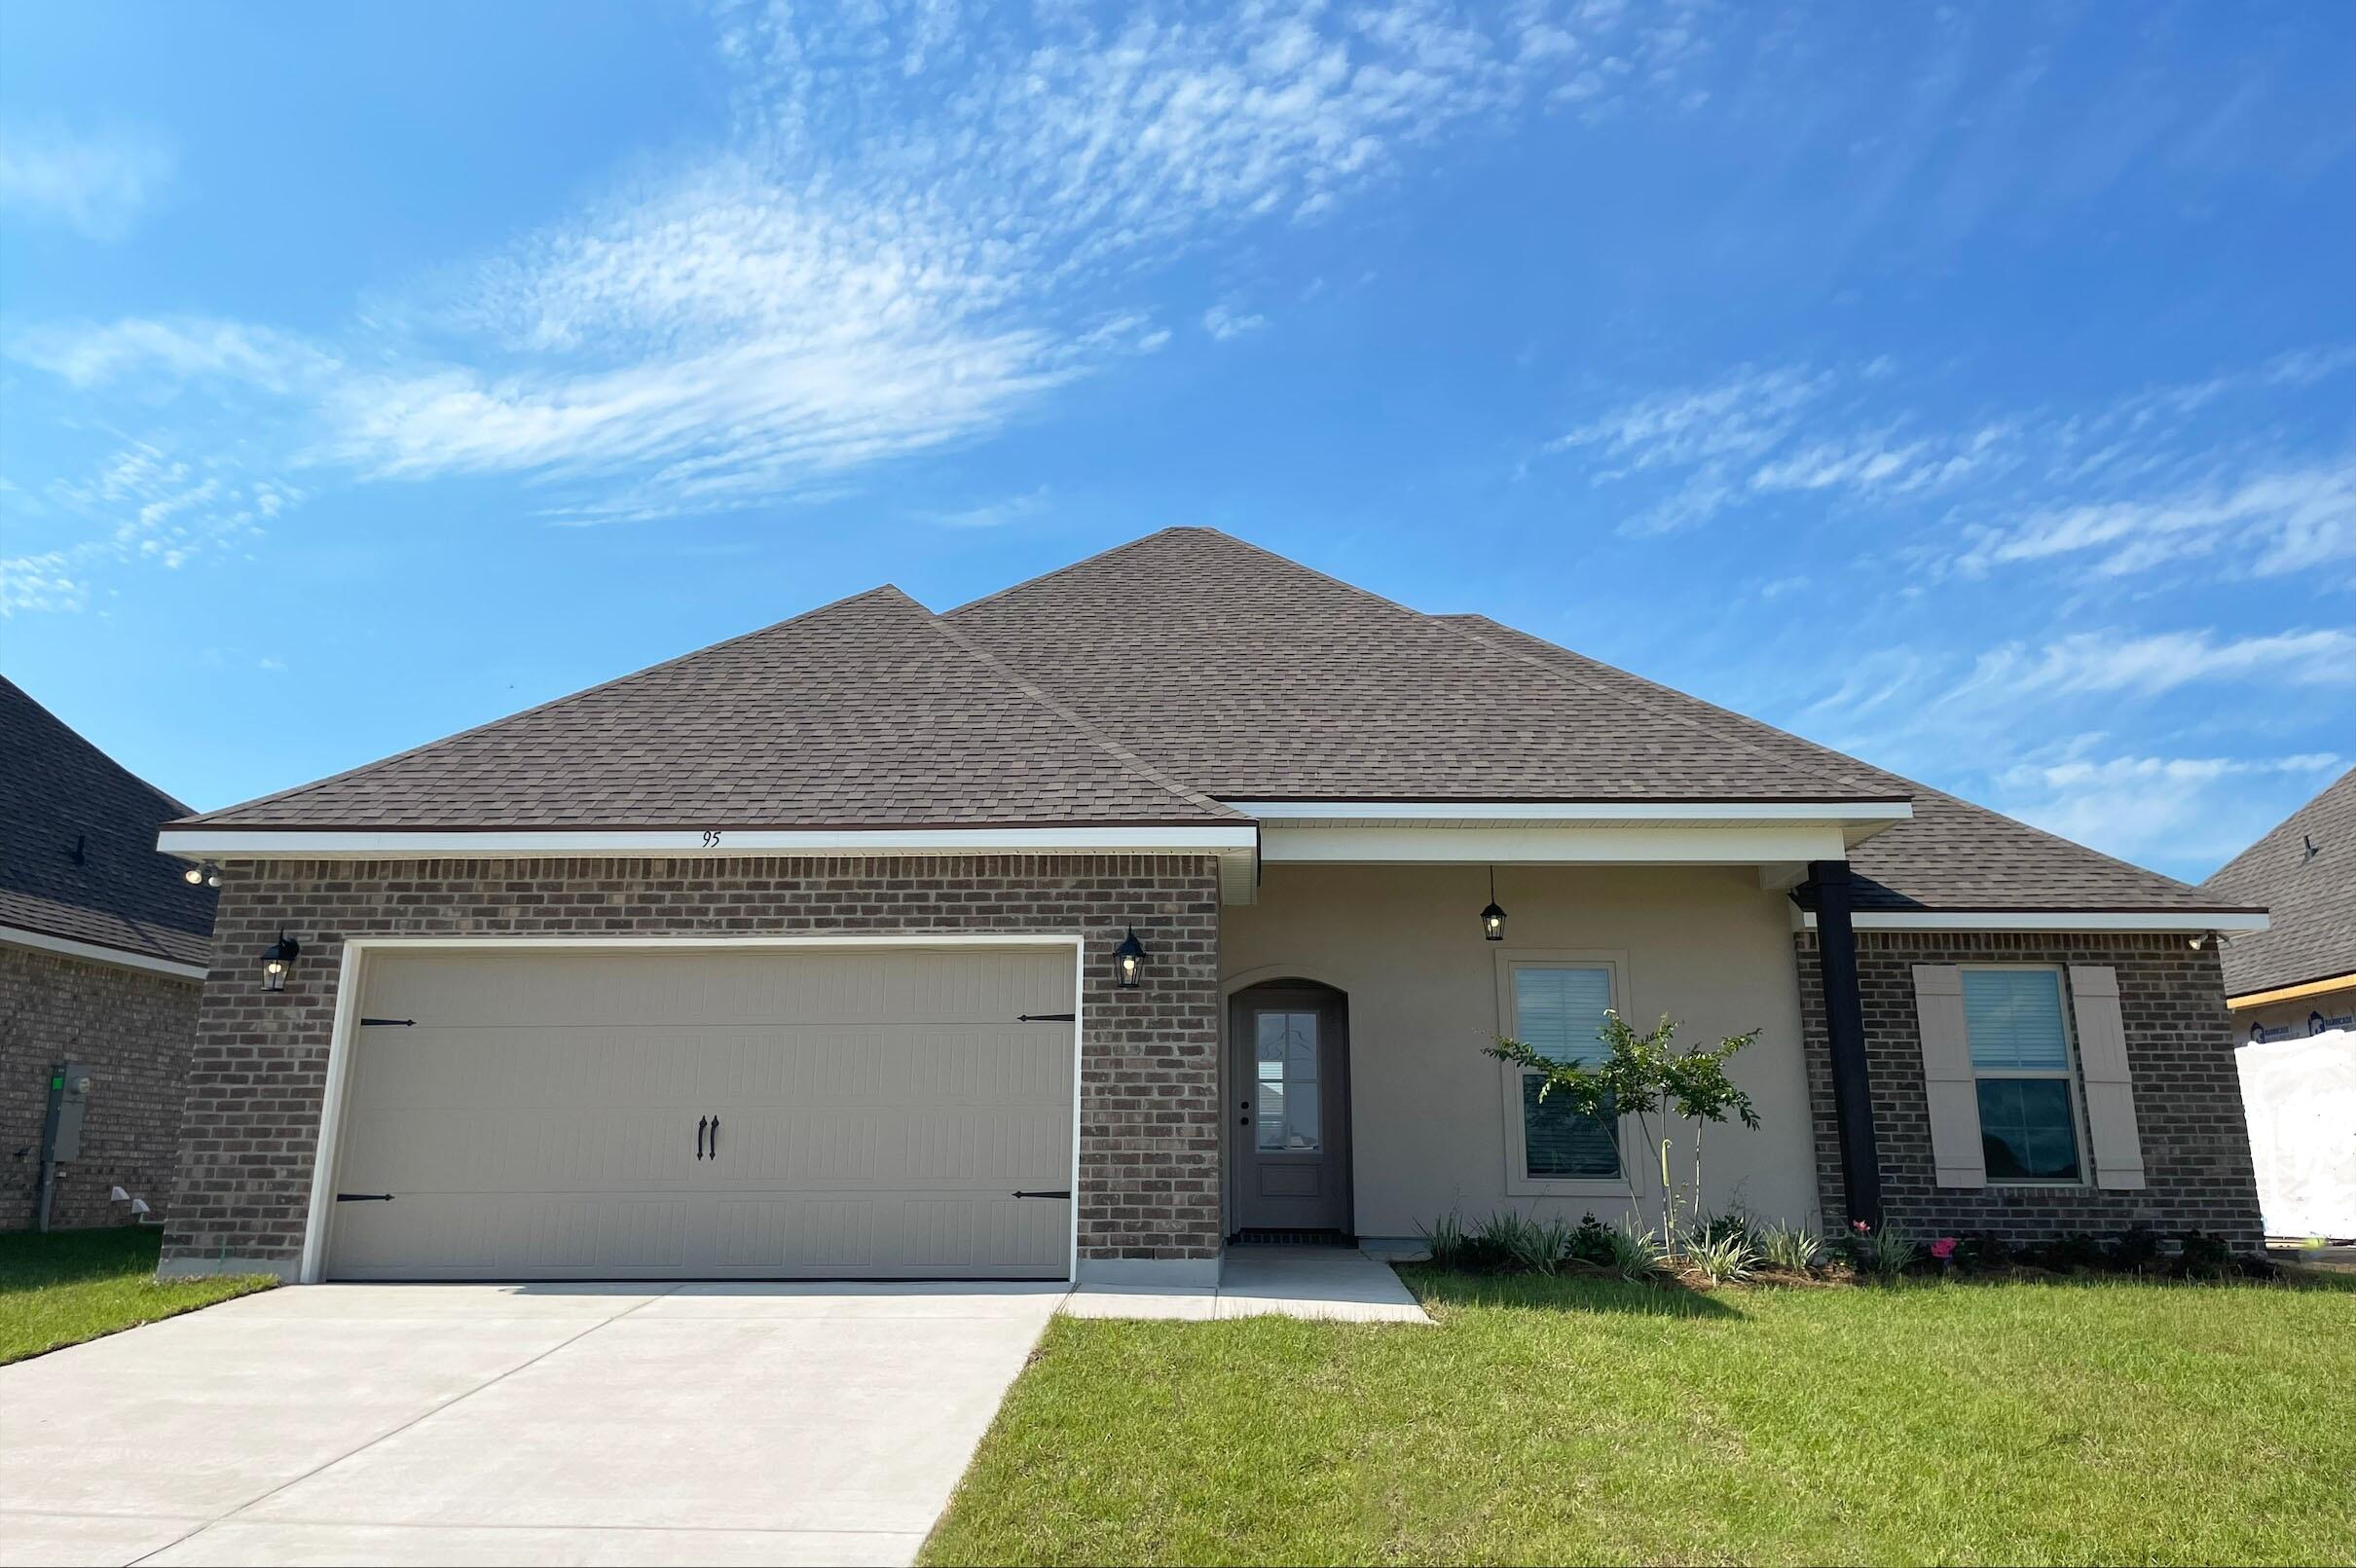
1229;983;1352;1235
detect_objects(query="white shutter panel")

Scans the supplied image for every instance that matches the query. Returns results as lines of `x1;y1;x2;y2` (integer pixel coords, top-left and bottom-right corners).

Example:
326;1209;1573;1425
1912;965;1985;1188
2068;965;2147;1189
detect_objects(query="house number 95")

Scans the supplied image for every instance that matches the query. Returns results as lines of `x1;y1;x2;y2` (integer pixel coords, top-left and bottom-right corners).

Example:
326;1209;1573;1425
700;829;723;848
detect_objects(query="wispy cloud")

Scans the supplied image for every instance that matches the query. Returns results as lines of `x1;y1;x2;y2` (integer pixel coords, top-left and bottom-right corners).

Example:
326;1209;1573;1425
10;1;1713;544
0;125;174;239
1989;750;2345;869
1547;350;2356;566
909;486;1049;529
1952;628;2356;702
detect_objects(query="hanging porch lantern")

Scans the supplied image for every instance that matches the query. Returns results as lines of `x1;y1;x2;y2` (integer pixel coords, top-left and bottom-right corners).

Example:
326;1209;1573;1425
1480;866;1507;942
1113;926;1147;990
260;929;301;992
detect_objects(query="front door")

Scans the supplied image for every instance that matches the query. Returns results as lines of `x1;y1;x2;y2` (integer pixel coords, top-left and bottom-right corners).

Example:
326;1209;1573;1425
1229;983;1352;1235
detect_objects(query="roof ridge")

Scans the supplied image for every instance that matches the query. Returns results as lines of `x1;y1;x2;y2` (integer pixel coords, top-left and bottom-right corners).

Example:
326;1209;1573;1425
1441;613;2239;905
915;604;1246;822
942;526;1202;618
180;584;914;826
2201;765;2355;893
1435;614;1903;802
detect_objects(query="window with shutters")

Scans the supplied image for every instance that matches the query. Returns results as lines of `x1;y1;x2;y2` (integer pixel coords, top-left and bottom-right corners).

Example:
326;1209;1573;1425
1496;953;1628;1194
1960;966;2087;1185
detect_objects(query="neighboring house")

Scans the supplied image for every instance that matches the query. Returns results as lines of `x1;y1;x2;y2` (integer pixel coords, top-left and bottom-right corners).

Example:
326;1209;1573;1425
2202;768;2356;1240
3;677;218;1230
151;529;2267;1286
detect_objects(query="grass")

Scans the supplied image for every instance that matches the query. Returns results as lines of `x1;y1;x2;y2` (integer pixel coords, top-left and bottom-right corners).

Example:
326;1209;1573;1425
925;1267;2356;1566
0;1225;276;1366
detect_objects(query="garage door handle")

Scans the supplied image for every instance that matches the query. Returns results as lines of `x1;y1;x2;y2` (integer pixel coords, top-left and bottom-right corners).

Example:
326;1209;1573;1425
709;1114;719;1160
696;1115;708;1160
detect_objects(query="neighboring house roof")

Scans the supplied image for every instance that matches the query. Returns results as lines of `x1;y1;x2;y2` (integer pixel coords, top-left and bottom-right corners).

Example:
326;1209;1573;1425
182;586;1242;830
947;529;1900;802
1;676;216;969
2201;768;2356;998
166;528;2261;923
1442;614;2248;916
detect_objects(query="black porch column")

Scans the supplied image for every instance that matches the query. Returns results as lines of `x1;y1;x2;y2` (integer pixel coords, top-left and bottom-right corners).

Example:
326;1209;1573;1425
1806;859;1883;1229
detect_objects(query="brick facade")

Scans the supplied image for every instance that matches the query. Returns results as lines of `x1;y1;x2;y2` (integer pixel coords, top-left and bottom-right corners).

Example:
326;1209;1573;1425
1795;930;2264;1251
2;944;200;1231
162;855;1222;1276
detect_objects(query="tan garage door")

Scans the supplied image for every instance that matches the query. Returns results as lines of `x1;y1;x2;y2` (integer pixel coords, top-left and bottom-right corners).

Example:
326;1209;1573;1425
321;945;1076;1281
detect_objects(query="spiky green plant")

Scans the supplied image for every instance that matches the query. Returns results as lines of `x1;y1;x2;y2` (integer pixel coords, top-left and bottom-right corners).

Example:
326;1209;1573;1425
1755;1222;1822;1273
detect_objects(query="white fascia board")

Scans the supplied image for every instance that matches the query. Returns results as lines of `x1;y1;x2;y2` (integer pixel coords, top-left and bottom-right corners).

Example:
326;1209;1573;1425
0;924;209;981
1800;909;2271;933
1233;799;1914;824
1261;822;1851;865
158;824;1258;859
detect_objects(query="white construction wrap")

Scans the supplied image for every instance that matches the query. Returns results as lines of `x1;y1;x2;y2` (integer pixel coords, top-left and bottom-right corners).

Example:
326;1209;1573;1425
2235;1028;2356;1241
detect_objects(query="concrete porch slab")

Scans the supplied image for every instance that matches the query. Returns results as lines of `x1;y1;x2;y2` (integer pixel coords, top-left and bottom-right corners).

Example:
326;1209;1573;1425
1060;1246;1430;1324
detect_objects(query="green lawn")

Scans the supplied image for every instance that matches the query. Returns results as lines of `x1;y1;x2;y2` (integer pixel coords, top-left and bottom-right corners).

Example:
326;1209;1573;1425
0;1225;276;1366
926;1268;2356;1566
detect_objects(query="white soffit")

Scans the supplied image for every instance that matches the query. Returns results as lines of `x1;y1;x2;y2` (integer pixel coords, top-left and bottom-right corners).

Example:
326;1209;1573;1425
0;924;209;981
1259;821;1853;866
1233;798;1912;851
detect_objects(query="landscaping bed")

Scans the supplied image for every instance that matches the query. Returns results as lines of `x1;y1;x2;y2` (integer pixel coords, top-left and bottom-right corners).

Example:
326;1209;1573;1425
925;1267;2356;1566
0;1225;275;1366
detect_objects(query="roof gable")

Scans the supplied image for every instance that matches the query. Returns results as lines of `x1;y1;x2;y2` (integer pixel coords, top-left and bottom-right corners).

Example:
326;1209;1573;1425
1;677;216;967
2201;767;2356;995
948;529;1901;803
187;586;1241;830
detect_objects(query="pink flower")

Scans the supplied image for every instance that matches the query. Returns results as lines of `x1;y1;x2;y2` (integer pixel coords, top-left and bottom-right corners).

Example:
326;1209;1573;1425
1930;1237;1957;1260
1851;1220;1871;1233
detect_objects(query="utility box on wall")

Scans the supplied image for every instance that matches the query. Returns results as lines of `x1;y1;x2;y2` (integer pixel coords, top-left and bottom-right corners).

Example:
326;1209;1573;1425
34;1062;93;1228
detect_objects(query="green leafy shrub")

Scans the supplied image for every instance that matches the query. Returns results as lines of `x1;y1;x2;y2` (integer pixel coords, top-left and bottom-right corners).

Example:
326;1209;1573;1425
1602;1217;1668;1281
1682;1229;1758;1286
1954;1231;2011;1272
1567;1211;1616;1267
2108;1226;2164;1271
1846;1222;1920;1285
2178;1229;2236;1278
1417;1212;1471;1270
1755;1222;1821;1272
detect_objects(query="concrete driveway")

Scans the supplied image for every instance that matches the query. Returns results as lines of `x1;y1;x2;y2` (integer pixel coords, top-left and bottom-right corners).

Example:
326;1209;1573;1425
0;1281;1065;1567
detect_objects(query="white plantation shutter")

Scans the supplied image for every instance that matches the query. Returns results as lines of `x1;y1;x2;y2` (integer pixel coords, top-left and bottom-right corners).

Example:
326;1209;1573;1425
1913;965;1987;1188
2068;965;2147;1190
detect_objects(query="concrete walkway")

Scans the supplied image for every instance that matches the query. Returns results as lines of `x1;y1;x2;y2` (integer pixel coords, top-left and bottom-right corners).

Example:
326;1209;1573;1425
1064;1245;1431;1322
0;1281;1065;1567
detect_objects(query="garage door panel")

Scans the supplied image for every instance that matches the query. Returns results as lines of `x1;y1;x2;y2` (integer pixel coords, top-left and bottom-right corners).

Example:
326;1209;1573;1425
325;946;1076;1280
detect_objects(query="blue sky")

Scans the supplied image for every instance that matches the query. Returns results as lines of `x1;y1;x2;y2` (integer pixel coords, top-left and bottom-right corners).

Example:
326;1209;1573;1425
3;1;2350;881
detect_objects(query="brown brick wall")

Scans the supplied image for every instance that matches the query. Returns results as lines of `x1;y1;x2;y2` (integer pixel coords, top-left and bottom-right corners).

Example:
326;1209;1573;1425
1796;930;2264;1250
2;944;200;1230
163;855;1222;1273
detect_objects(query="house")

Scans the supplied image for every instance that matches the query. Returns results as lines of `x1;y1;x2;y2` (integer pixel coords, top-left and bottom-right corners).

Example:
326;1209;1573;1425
2201;768;2356;1240
3;677;218;1230
150;529;2268;1286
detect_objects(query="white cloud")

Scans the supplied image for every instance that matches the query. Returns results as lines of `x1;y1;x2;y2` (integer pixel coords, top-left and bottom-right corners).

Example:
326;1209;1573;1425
910;486;1049;529
0;551;87;615
1954;628;2356;702
0;125;173;239
1989;750;2345;869
1955;464;2356;579
12;2;1706;529
1201;304;1268;342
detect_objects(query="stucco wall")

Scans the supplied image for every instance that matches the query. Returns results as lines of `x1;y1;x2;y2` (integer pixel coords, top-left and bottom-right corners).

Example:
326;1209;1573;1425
162;855;1222;1278
1;943;200;1230
1220;863;1819;1239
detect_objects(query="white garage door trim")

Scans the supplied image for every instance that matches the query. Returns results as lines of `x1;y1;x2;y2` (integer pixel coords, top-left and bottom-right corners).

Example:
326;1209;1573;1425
298;934;1085;1285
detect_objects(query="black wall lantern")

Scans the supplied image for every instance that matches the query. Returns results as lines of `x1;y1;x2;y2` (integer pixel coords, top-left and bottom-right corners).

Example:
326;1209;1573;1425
260;929;301;992
1113;926;1147;990
1480;866;1507;942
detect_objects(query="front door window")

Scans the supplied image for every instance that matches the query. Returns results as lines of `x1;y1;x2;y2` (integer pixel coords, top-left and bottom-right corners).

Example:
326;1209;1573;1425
1254;1010;1321;1152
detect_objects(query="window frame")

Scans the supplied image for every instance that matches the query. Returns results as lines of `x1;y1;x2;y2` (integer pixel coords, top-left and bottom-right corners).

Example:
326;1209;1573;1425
1959;963;2093;1190
1494;949;1633;1198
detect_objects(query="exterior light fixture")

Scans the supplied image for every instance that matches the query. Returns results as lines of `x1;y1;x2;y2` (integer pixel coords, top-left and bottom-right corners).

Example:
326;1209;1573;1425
260;929;301;992
183;864;203;885
1113;926;1147;990
183;860;221;888
1480;866;1507;942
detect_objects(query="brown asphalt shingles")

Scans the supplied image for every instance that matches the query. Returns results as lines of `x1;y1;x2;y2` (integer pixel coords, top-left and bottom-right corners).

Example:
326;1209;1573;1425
2;677;216;967
2202;768;2356;996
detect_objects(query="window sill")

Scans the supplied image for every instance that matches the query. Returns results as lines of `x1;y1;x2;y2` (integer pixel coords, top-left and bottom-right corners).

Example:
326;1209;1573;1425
1505;1176;1634;1199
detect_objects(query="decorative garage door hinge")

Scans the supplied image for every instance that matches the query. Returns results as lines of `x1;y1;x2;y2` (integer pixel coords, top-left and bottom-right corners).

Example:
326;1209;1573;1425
1015;1012;1075;1022
358;1018;416;1027
335;1192;395;1202
1011;1189;1072;1199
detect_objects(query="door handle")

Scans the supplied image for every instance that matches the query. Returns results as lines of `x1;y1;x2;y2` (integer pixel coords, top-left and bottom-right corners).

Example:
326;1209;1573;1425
696;1114;708;1160
709;1114;719;1160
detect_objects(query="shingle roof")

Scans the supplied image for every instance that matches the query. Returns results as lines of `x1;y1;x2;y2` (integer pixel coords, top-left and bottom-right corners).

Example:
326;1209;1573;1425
2201;768;2356;996
1440;613;2251;915
2;677;216;968
184;586;1242;830
947;529;1902;803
